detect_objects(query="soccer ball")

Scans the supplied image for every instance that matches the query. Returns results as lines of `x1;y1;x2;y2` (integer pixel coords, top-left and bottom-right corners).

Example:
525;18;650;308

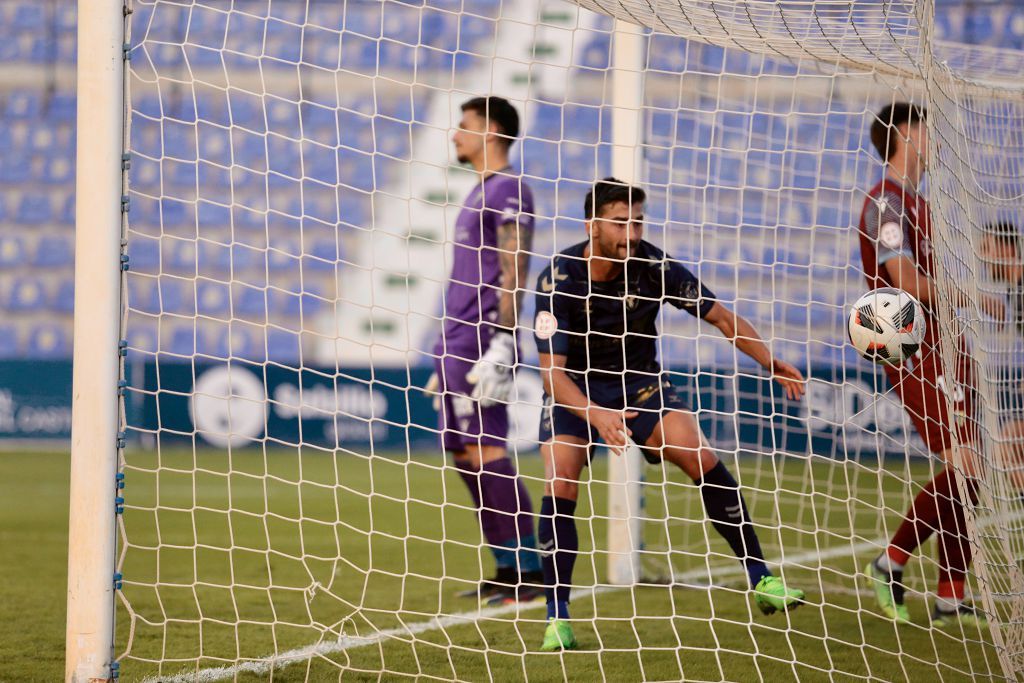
848;287;926;366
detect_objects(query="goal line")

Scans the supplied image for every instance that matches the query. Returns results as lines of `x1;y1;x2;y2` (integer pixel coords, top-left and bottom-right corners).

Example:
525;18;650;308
142;531;916;683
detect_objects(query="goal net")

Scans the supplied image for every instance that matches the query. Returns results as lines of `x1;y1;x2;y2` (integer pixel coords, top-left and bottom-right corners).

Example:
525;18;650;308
103;0;1024;679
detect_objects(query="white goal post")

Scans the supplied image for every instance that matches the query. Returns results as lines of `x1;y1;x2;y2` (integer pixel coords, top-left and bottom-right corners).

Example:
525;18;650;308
64;0;1024;680
66;0;126;681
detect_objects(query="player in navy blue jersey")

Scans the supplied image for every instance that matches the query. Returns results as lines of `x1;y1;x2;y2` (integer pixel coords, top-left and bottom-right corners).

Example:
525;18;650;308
532;178;808;651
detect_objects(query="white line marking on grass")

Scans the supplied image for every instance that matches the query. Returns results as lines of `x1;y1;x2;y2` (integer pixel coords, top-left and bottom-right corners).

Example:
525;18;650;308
145;538;884;683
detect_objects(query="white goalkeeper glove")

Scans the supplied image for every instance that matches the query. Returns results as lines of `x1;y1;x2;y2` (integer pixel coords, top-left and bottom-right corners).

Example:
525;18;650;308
467;331;515;407
423;372;441;411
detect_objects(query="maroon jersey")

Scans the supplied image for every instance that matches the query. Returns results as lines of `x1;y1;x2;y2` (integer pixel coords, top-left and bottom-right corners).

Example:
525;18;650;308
858;178;939;344
857;177;975;454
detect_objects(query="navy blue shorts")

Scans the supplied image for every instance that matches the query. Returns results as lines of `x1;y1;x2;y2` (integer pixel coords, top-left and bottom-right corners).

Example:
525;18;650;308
538;376;688;464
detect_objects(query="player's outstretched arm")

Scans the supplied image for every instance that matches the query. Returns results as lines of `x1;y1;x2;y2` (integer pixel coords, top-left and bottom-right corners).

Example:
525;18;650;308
702;302;805;401
538;352;637;453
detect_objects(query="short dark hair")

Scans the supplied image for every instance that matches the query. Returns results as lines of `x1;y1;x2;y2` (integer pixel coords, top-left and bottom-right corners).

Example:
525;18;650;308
985;221;1021;251
584;177;646;221
460;96;520;148
871;103;927;161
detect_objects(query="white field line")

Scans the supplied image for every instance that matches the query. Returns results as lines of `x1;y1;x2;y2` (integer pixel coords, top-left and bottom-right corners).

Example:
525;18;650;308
144;536;886;683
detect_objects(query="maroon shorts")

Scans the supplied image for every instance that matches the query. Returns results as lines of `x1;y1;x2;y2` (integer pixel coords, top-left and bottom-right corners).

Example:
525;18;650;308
884;341;977;455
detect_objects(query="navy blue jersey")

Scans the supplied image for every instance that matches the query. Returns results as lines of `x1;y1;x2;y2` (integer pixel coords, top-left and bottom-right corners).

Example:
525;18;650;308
533;240;715;387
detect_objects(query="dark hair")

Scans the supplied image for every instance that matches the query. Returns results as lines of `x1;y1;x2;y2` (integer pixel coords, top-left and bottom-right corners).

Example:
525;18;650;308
584;177;646;220
871;103;927;161
460;96;520;148
985;221;1021;250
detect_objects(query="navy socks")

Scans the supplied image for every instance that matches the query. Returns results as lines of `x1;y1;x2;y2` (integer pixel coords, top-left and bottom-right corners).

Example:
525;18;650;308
538;496;577;620
696;461;771;587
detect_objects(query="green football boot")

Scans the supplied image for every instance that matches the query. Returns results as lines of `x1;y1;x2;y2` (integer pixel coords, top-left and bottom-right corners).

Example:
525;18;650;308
753;575;806;615
863;559;911;624
540;619;578;651
931;603;986;630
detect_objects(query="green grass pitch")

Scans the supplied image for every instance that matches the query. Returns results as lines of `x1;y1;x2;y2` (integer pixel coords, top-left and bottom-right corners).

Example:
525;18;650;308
0;449;1004;682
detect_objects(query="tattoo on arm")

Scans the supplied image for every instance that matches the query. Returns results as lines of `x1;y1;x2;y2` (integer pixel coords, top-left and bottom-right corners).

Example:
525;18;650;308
497;219;534;330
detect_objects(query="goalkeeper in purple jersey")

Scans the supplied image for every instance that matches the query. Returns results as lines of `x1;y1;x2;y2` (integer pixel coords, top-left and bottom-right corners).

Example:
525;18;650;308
426;96;543;604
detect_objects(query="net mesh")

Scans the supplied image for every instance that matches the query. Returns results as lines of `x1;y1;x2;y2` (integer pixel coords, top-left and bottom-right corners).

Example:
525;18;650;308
114;0;1024;679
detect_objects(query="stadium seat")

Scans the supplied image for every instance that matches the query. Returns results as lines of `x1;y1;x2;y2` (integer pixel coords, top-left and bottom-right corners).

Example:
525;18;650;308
0;236;25;267
41;156;73;184
126;325;158;355
158;278;194;315
0;152;29;182
167;324;203;356
0;324;19;357
13;4;45;31
27;323;70;358
7;278;46;311
267;288;301;318
267;327;300;361
197;281;230;317
52;279;75;313
234;285;266;317
5;90;41;119
33;235;74;267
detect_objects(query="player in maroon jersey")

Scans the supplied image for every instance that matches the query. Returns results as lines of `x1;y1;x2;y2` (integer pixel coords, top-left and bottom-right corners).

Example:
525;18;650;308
858;103;1005;627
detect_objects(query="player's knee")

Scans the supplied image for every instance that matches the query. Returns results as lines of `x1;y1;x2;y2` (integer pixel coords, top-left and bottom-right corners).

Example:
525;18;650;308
664;445;717;480
549;477;579;501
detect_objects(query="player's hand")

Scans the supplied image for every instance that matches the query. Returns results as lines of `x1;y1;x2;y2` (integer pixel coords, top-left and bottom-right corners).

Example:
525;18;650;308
467;332;515;407
770;359;806;401
586;406;639;455
423;372;441;411
979;293;1007;321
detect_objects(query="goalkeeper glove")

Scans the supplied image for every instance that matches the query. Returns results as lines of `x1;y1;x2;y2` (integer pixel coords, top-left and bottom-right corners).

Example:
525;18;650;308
467;331;515;407
423;372;441;411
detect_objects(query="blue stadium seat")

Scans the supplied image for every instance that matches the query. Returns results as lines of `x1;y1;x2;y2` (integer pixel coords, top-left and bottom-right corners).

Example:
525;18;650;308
5;90;40;119
303;241;340;271
52;279;75;313
0;153;29;183
197;241;231;273
197;281;230;317
165;240;196;271
14;4;46;31
126;325;158;355
27;323;70;358
159;278;193;315
167;325;203;356
127;279;158;314
267;327;300;361
267;288;301;317
33;235;74;267
8;278;46;311
41;156;74;184
301;291;325;317
56;3;77;32
234;285;266;316
59;193;75;225
0;236;25;266
230;243;265;271
0;324;19;357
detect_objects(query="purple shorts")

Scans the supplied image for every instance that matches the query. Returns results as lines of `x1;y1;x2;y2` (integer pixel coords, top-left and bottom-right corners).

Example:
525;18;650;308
435;354;509;452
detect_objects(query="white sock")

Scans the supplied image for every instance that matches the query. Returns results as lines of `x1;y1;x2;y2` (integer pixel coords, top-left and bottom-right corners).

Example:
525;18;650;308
875;553;904;573
934;596;962;614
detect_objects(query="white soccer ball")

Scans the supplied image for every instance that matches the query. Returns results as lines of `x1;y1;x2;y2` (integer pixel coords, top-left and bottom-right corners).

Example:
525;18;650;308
848;287;926;366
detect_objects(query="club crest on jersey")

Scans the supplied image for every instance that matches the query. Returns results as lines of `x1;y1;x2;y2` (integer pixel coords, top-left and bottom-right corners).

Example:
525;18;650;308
535;311;558;340
879;221;903;250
